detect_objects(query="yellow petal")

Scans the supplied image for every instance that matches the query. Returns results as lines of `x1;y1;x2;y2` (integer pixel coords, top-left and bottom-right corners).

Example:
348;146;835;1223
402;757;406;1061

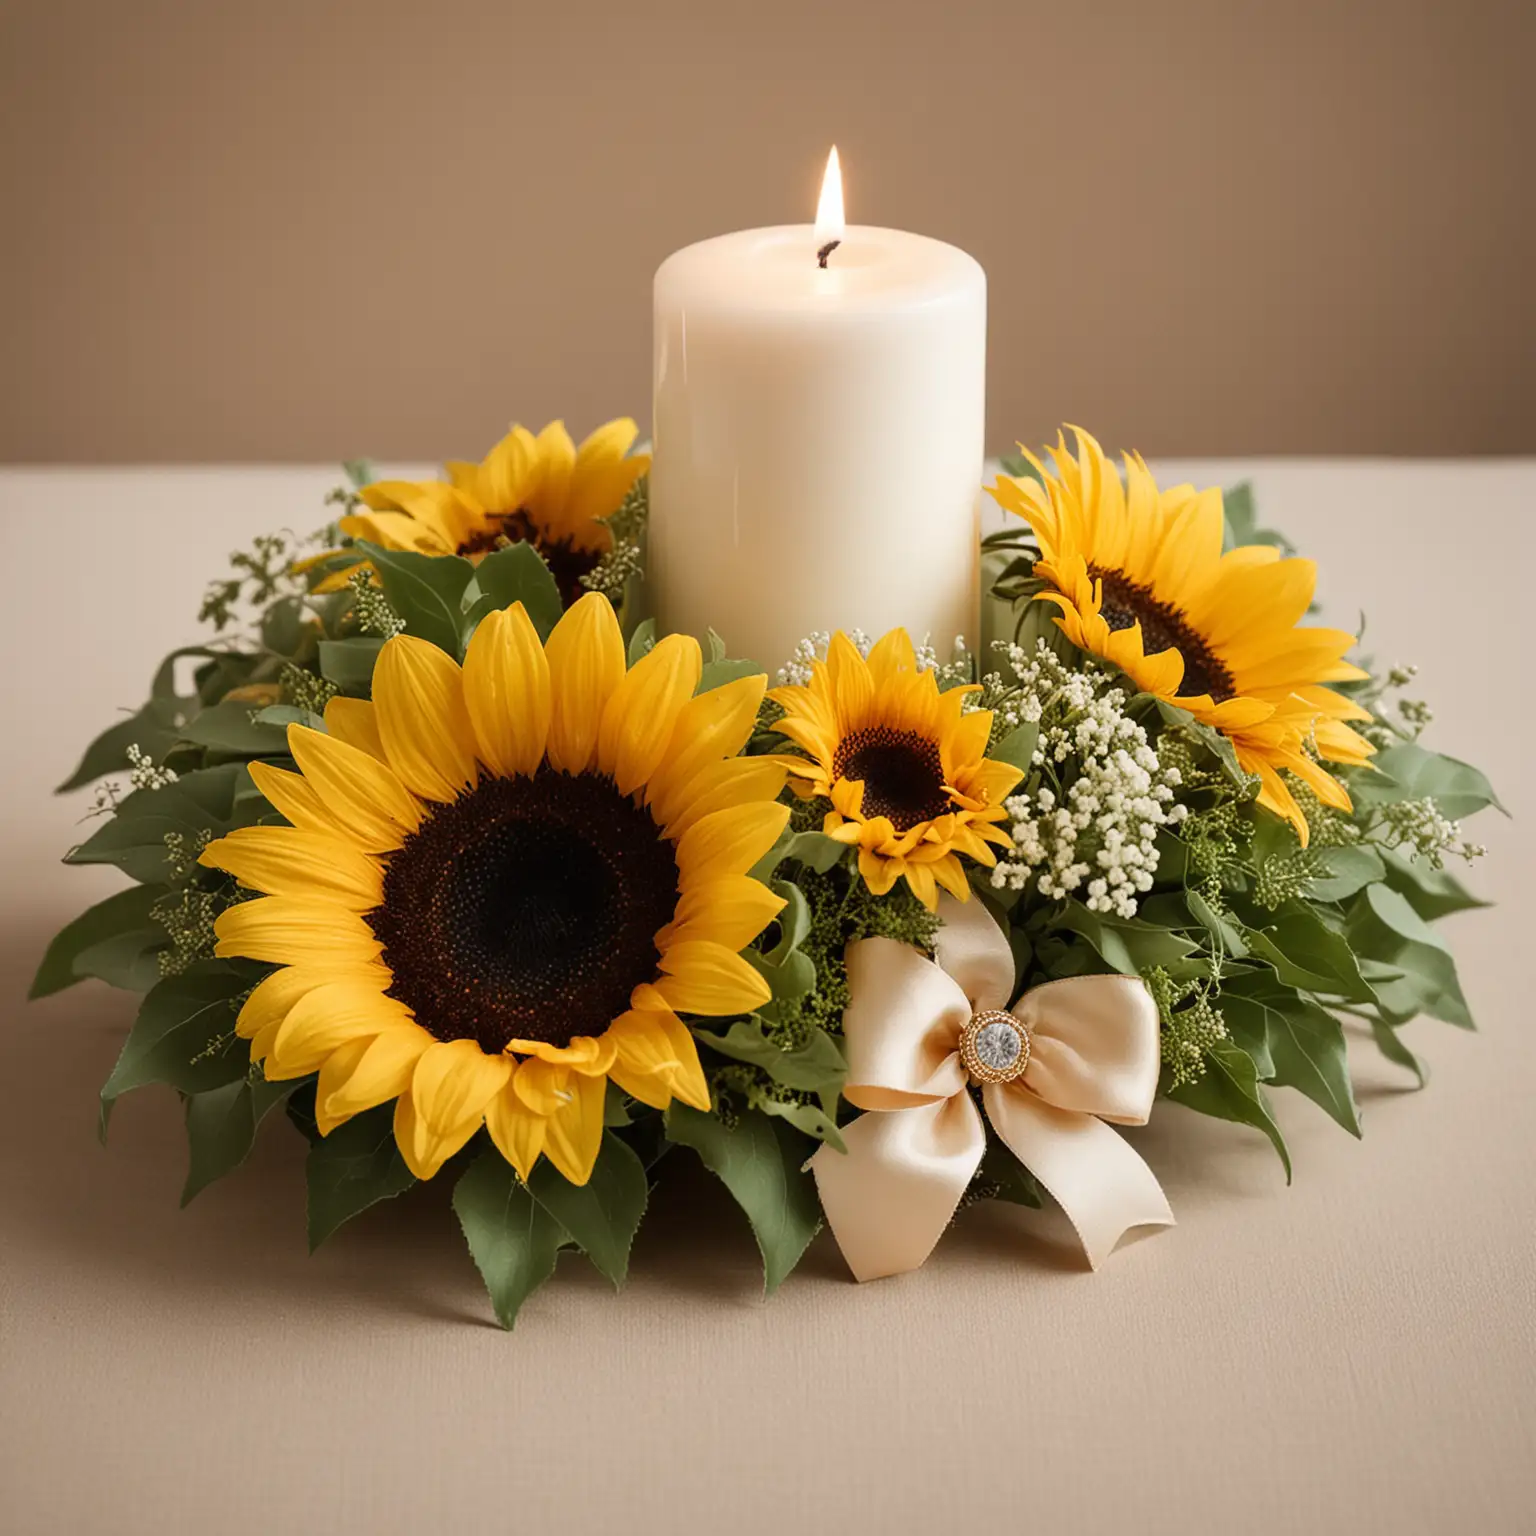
656;875;785;951
398;1040;513;1180
286;724;421;854
462;603;551;778
607;1008;710;1112
372;635;478;802
200;825;383;909
597;633;704;795
544;592;626;773
324;696;387;761
653;939;772;1016
235;964;353;1050
658;756;789;841
213;896;384;968
866;628;917;685
540;1067;606;1186
316;1025;434;1133
645;673;769;824
486;1078;547;1179
268;978;409;1079
248;760;345;839
674;800;790;886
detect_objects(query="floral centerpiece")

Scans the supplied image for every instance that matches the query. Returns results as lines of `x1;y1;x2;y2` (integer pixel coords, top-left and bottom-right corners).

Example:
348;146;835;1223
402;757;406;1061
34;421;1498;1327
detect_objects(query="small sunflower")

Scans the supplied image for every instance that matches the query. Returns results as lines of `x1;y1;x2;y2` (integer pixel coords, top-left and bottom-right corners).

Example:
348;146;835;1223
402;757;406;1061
200;593;788;1186
988;427;1375;843
767;629;1022;910
308;419;648;606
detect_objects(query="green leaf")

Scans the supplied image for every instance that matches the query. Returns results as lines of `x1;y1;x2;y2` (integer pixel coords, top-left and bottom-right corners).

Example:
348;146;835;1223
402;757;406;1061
1262;991;1361;1136
453;1146;568;1329
1350;743;1504;820
990;722;1039;774
626;618;657;665
356;542;474;657
1051;901;1199;976
56;698;187;793
1168;1038;1291;1179
317;636;385;693
1211;984;1277;1079
1244;902;1374;1003
1370;1017;1429;1088
1221;481;1294;554
1307;844;1386;903
261;595;310;658
1379;846;1490;921
693;1020;847;1096
101;963;249;1108
527;1132;648;1286
305;1103;416;1250
177;699;289;756
342;458;376;490
1345;884;1474;1029
700;657;764;693
73;928;167;992
751;828;845;881
30;884;166;998
180;1076;296;1206
66;764;250;884
665;1104;821;1293
468;541;563;639
754;1094;843;1148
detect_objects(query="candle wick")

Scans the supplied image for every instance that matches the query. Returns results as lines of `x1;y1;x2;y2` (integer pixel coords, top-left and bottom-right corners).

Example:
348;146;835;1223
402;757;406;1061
816;239;841;269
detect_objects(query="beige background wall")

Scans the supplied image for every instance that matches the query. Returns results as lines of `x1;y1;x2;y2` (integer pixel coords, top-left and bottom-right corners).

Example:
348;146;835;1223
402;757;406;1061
1;0;1531;464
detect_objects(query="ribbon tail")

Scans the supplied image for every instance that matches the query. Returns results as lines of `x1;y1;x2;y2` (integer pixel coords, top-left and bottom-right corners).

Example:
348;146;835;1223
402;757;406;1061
811;1095;985;1282
984;1084;1174;1270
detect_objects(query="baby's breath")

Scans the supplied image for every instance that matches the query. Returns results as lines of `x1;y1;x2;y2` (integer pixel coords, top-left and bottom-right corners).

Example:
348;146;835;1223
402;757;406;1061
988;640;1185;918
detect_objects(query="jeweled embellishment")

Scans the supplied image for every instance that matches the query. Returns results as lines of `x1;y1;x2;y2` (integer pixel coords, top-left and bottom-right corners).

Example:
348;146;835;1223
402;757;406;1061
959;1008;1031;1084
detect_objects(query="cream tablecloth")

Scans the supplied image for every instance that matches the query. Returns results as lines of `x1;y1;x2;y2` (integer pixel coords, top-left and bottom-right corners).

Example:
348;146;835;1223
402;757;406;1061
2;461;1532;1534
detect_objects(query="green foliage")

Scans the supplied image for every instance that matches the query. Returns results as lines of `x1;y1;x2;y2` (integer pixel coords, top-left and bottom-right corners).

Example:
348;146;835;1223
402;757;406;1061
453;1146;568;1330
355;542;476;656
306;1103;416;1251
466;542;563;639
31;884;167;998
1167;1037;1291;1179
527;1132;648;1286
182;1075;297;1206
664;1104;821;1293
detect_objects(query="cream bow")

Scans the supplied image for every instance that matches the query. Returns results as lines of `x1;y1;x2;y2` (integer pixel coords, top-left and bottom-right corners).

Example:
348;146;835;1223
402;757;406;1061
812;895;1173;1281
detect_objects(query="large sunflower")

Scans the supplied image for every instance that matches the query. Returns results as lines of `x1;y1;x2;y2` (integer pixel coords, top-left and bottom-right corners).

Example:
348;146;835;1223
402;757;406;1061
768;629;1022;910
200;593;788;1186
309;418;648;606
988;427;1375;843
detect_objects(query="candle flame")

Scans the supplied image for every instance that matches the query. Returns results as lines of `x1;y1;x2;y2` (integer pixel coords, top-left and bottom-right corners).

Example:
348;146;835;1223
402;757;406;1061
814;146;844;246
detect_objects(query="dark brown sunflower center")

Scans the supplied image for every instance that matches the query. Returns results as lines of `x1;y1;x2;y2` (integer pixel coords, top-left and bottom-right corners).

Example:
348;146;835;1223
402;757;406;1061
370;769;680;1054
832;725;951;832
1090;565;1236;702
457;510;602;608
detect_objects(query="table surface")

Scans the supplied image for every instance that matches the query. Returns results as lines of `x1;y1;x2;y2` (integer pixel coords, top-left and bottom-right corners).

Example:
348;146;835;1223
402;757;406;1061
2;460;1532;1536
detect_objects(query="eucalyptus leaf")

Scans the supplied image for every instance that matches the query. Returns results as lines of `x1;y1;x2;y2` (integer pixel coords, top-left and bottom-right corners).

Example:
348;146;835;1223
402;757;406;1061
356;541;474;657
1307;844;1386;903
1370;1017;1429;1088
693;1020;847;1096
453;1146;568;1329
100;962;250;1106
527;1132;648;1287
1379;846;1490;921
181;1076;297;1206
306;1102;416;1250
1346;884;1474;1029
468;541;562;639
1051;901;1199;976
1167;1038;1291;1180
318;636;385;693
665;1104;821;1293
1350;742;1504;820
990;722;1039;774
178;699;289;756
31;884;166;999
1243;902;1375;1003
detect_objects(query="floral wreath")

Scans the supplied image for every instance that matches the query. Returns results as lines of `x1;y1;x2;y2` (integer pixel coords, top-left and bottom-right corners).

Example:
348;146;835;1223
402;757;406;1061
35;420;1499;1327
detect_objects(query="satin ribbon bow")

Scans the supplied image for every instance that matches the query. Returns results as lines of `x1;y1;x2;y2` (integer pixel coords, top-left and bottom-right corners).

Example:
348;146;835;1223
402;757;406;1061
812;895;1173;1281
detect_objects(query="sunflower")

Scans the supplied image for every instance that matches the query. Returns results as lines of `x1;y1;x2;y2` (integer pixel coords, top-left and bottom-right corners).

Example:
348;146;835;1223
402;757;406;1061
307;419;648;606
199;593;789;1186
767;629;1022;910
988;427;1375;843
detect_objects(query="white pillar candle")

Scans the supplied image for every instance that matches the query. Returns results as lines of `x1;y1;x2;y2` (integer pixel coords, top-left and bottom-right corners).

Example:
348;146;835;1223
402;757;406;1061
649;150;987;671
